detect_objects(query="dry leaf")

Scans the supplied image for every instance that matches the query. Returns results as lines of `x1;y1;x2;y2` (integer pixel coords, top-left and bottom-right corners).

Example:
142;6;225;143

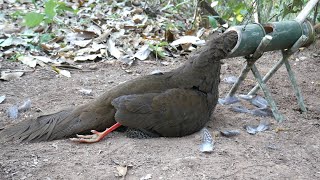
140;174;152;180
18;56;37;68
107;39;122;59
0;71;24;81
33;56;53;63
132;14;145;24
134;44;150;60
73;39;92;47
110;29;125;40
170;36;205;46
59;70;71;77
74;54;100;61
52;66;71;77
0;37;27;47
95;29;112;43
115;166;127;177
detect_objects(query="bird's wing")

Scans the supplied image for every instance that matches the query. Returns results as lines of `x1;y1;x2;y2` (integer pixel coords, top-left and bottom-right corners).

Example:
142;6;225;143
112;88;211;137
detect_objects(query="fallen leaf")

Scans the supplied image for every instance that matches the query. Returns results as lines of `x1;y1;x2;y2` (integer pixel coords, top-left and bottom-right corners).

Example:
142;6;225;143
115;166;127;177
33;56;53;63
170;36;205;46
74;54;100;61
134;44;151;60
18;56;37;68
132;14;145;24
94;29;112;43
110;29;125;40
0;37;27;47
73;39;92;47
140;174;152;180
107;38;122;59
52;66;71;77
0;71;24;81
59;69;71;77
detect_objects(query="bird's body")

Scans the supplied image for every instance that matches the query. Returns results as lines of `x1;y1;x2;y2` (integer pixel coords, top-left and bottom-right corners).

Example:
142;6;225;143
0;31;237;142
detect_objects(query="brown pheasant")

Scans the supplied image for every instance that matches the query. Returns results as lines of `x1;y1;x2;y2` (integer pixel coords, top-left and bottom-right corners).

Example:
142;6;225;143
0;31;238;143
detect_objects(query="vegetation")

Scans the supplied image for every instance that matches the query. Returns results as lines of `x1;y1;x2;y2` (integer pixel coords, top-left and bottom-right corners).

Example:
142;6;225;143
0;0;318;77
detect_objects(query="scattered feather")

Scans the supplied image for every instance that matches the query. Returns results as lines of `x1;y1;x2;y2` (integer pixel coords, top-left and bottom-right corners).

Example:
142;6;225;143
251;96;269;108
218;96;239;105
0;95;5;104
18;98;31;112
79;89;93;96
239;94;269;108
223;76;238;84
250;108;273;117
229;105;250;113
238;94;254;100
220;130;240;137
245;122;270;135
8;105;18;119
200;128;214;153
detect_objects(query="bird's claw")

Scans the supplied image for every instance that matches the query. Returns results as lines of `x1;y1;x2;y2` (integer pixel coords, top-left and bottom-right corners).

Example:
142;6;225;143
69;123;121;143
70;130;104;143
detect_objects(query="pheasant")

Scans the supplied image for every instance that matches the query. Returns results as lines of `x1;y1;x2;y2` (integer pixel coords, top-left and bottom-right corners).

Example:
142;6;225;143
0;31;237;143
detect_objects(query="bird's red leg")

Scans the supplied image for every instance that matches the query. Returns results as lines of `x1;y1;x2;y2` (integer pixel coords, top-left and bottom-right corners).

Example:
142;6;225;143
70;122;122;143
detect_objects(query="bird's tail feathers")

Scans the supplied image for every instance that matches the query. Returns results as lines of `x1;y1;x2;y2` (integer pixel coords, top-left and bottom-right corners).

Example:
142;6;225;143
0;109;73;142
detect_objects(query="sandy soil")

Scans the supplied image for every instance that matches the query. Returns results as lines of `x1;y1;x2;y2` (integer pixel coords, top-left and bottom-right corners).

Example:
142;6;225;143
0;44;319;180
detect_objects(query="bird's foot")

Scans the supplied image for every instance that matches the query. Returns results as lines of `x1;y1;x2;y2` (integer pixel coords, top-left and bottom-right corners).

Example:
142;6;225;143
70;130;105;143
70;122;122;143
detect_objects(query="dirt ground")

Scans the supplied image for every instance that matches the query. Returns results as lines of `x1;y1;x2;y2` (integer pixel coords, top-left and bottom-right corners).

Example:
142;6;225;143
0;43;319;180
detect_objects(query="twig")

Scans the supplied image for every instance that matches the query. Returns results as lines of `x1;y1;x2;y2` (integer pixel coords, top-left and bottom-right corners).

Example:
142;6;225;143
313;2;319;25
199;0;226;25
1;69;35;73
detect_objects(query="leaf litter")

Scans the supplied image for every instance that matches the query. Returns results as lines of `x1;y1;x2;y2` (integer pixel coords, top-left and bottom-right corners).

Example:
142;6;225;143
0;0;213;78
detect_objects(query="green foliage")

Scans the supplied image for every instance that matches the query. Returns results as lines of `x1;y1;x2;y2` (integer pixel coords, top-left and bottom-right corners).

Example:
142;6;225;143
11;10;25;20
45;0;57;20
149;42;169;59
40;33;54;44
211;0;311;24
7;53;23;62
24;12;45;27
207;16;218;28
23;0;76;27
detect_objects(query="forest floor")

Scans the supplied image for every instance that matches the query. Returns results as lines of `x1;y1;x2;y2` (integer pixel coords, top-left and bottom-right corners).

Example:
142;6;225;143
0;43;320;180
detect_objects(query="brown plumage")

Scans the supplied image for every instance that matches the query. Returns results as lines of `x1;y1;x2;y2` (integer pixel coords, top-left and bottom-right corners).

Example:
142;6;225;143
0;31;237;142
